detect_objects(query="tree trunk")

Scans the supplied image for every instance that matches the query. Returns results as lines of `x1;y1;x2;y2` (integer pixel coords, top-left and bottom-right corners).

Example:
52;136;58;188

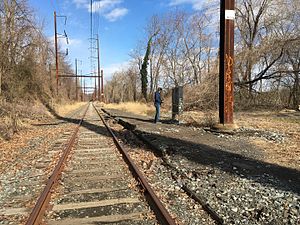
0;12;2;96
149;57;153;94
133;82;137;102
292;70;299;109
246;59;253;94
192;64;198;84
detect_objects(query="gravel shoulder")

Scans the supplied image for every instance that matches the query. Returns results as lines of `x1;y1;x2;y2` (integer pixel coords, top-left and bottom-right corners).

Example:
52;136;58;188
102;108;300;224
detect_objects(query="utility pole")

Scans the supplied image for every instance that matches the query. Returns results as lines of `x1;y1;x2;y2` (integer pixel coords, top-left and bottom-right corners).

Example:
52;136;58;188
83;79;86;102
90;0;93;40
75;59;78;101
96;35;101;101
94;80;97;100
219;0;235;125
54;11;68;96
80;77;83;101
49;64;53;93
54;11;59;96
101;69;104;102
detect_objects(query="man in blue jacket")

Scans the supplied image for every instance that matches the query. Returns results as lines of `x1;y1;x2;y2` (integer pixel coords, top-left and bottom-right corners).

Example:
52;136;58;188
154;87;163;123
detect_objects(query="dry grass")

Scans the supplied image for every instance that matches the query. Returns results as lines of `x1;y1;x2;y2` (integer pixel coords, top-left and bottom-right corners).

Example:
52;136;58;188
235;110;300;130
180;111;218;127
181;109;300;170
0;101;50;140
235;110;300;170
56;102;86;117
104;102;154;116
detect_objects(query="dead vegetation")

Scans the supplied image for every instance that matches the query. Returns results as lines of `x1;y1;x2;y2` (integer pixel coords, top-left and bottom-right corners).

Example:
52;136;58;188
55;102;86;117
0;100;84;140
0;101;50;140
104;102;154;116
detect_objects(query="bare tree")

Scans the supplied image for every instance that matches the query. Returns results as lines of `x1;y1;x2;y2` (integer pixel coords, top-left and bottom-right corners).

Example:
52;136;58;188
0;0;77;103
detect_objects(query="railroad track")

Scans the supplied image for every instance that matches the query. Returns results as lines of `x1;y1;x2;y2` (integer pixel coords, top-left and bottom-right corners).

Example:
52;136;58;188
98;107;223;225
26;103;176;225
0;104;87;224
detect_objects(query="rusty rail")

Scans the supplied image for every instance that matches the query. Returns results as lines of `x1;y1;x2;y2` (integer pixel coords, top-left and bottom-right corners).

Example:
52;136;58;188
26;103;89;225
92;103;176;225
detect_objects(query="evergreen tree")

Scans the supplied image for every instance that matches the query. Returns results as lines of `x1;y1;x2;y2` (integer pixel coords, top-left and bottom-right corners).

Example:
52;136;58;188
140;31;159;101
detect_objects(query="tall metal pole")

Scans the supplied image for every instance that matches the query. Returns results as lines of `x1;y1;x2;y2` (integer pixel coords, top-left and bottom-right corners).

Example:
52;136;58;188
101;69;104;102
96;35;101;101
49;64;52;90
90;0;93;39
94;79;97;100
54;11;59;96
83;79;86;102
219;0;235;124
75;59;78;101
81;77;83;101
90;0;93;82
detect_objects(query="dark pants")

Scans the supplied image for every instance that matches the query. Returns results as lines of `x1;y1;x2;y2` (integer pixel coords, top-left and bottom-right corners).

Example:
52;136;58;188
154;103;160;123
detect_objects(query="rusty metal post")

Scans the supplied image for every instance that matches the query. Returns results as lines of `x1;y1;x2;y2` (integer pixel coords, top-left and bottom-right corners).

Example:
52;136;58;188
80;78;83;101
54;11;59;96
94;80;97;100
98;71;101;101
219;0;235;124
75;59;78;101
101;69;104;102
97;35;101;101
83;79;86;102
49;64;52;92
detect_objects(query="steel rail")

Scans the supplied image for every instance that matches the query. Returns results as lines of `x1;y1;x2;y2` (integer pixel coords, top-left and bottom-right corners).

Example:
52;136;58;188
26;103;90;225
92;103;176;225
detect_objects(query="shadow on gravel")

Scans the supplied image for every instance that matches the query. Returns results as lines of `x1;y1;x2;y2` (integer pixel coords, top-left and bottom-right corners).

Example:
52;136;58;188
139;130;300;195
111;115;178;125
112;115;155;124
105;110;300;195
32;122;68;126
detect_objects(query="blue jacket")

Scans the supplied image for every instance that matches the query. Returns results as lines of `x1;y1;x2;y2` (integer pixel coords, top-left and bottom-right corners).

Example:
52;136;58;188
154;91;162;104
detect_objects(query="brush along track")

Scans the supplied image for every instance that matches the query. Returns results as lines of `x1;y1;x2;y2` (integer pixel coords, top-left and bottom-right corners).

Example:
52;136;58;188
26;103;176;225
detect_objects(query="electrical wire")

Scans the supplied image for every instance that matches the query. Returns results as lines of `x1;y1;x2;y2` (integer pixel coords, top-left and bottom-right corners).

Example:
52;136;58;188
49;0;56;11
92;0;101;93
55;0;61;14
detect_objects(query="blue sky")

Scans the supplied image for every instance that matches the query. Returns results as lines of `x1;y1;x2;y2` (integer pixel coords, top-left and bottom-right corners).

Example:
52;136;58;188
28;0;206;88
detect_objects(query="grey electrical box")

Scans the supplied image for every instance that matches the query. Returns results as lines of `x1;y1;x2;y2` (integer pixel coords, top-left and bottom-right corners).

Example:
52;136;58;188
172;86;183;120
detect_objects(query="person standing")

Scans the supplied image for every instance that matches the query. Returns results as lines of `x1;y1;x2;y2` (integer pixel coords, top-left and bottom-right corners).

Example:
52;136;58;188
154;87;163;123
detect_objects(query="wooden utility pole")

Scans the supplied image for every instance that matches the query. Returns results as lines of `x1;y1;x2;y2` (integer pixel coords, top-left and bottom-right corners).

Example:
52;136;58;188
54;11;59;96
75;59;78;101
96;35;101;101
219;0;235;124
